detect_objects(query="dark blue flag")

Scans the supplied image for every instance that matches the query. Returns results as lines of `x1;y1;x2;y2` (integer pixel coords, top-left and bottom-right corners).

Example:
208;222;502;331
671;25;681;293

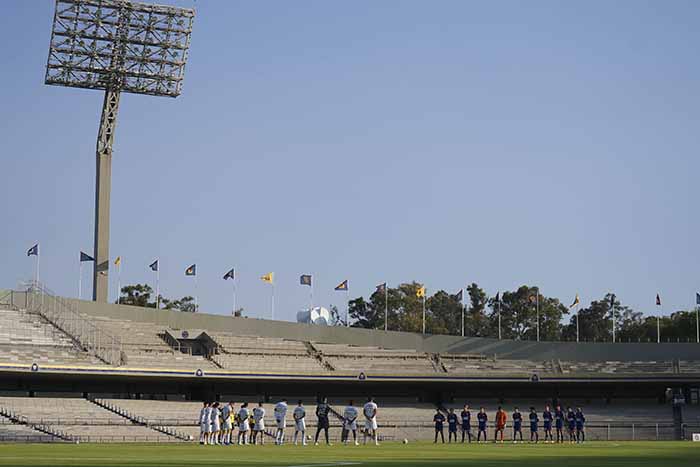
185;264;196;276
27;244;39;256
80;251;94;262
149;260;159;272
300;274;312;286
696;293;700;306
223;268;235;280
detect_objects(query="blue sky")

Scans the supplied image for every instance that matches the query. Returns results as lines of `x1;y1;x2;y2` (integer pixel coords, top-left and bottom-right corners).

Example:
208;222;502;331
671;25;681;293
1;0;699;323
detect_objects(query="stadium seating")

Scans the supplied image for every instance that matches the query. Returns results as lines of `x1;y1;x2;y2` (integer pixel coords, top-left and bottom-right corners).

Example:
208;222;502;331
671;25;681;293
441;355;555;376
561;361;675;375
314;343;437;374
209;334;327;373
87;316;216;370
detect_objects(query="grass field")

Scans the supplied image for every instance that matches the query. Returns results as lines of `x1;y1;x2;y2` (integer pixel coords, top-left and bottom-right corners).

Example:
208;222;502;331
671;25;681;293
0;442;698;467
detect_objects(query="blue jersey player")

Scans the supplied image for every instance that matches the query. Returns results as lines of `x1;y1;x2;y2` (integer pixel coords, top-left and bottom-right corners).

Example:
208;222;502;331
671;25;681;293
460;405;472;443
575;407;586;443
554;404;565;443
542;405;554;442
512;407;523;442
528;407;539;443
433;410;446;444
566;407;576;443
447;409;459;443
477;407;488;443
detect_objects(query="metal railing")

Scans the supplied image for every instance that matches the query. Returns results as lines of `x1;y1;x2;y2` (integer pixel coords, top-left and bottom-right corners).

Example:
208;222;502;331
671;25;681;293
24;281;123;366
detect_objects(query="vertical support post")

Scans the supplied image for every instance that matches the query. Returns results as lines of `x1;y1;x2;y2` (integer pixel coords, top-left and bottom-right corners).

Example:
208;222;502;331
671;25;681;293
92;89;120;302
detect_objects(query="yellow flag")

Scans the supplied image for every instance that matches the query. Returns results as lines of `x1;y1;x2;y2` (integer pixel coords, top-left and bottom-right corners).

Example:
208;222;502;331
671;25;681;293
416;286;426;298
261;272;274;284
114;256;121;266
570;294;580;308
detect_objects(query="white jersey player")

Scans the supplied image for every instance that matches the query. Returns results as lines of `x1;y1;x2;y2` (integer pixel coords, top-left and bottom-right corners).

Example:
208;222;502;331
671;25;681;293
204;404;214;444
221;402;232;445
237;403;250;445
199;402;209;444
274;399;288;445
343;400;360;445
363;397;379;445
253;402;266;445
210;402;221;445
293;400;307;446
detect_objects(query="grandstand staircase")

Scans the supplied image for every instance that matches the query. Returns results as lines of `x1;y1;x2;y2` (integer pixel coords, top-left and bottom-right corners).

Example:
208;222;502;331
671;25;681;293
88;398;192;441
0;406;75;442
304;342;335;371
430;354;448;373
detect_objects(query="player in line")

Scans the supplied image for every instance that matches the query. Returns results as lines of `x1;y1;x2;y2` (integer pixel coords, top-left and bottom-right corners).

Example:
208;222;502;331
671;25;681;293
529;407;539;443
342;400;360;445
494;406;507;443
461;405;472;443
512;407;523;443
314;397;332;446
363;397;380;446
293;400;307;446
477;407;488;443
274;398;288;445
433;409;446;443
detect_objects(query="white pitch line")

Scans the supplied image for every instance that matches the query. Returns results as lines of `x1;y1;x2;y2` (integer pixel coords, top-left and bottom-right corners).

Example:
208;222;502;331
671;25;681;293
287;463;361;467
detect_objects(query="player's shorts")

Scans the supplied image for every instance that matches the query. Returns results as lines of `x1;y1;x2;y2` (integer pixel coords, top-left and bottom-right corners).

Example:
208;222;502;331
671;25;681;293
514;423;522;432
568;423;576;431
317;418;329;429
276;418;286;429
530;424;538;432
239;420;250;432
295;419;306;431
200;422;207;433
478;424;487;432
449;425;458;433
556;421;564;429
213;420;221;432
365;418;378;431
576;425;584;431
344;420;357;431
223;420;232;431
254;420;265;431
544;423;552;431
462;424;470;432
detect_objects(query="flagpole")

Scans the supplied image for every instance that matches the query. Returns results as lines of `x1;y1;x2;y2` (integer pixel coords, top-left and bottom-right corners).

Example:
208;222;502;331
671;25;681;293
310;277;314;311
384;284;388;332
35;245;40;286
116;260;121;304
271;282;275;320
78;260;82;300
345;288;349;327
232;278;237;316
611;295;616;343
657;301;661;344
461;288;465;338
696;305;699;344
498;296;502;340
194;273;198;312
422;294;426;335
535;287;540;342
156;266;160;310
575;303;579;343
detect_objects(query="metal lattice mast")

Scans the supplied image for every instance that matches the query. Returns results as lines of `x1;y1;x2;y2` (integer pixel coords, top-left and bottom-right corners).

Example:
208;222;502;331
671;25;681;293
45;0;195;302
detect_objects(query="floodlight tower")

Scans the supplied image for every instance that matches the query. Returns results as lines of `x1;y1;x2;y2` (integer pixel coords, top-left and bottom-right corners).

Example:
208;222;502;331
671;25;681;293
45;0;194;302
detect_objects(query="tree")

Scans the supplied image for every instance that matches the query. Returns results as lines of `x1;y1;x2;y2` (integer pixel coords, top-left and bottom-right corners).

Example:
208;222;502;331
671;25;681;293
348;297;382;329
427;290;462;336
117;284;155;307
161;296;197;313
562;293;633;342
466;283;491;337
488;286;566;340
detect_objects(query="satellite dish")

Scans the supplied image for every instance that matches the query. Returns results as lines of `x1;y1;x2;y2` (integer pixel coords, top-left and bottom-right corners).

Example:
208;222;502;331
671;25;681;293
296;306;331;326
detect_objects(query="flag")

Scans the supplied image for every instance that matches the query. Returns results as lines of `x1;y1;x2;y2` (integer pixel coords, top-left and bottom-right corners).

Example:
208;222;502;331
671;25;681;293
223;268;235;280
185;264;196;276
376;282;387;294
529;294;537;303
27;244;39;256
656;293;661;306
416;286;426;298
261;272;274;284
335;280;348;291
149;260;159;272
569;294;580;308
300;274;312;286
114;256;121;266
495;292;500;303
610;294;616;308
696;292;700;306
454;289;463;302
80;251;95;262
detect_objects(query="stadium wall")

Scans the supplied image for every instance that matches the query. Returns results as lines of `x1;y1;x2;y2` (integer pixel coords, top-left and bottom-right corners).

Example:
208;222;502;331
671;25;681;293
9;291;700;362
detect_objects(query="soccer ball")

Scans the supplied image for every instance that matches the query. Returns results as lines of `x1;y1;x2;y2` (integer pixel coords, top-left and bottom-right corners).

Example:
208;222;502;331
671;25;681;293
403;439;409;444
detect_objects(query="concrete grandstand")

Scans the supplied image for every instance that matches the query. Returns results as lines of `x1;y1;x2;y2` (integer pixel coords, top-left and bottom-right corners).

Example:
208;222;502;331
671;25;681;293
0;286;699;443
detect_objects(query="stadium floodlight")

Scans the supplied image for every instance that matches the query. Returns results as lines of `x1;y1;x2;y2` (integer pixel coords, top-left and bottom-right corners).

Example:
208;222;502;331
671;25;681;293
45;0;194;302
